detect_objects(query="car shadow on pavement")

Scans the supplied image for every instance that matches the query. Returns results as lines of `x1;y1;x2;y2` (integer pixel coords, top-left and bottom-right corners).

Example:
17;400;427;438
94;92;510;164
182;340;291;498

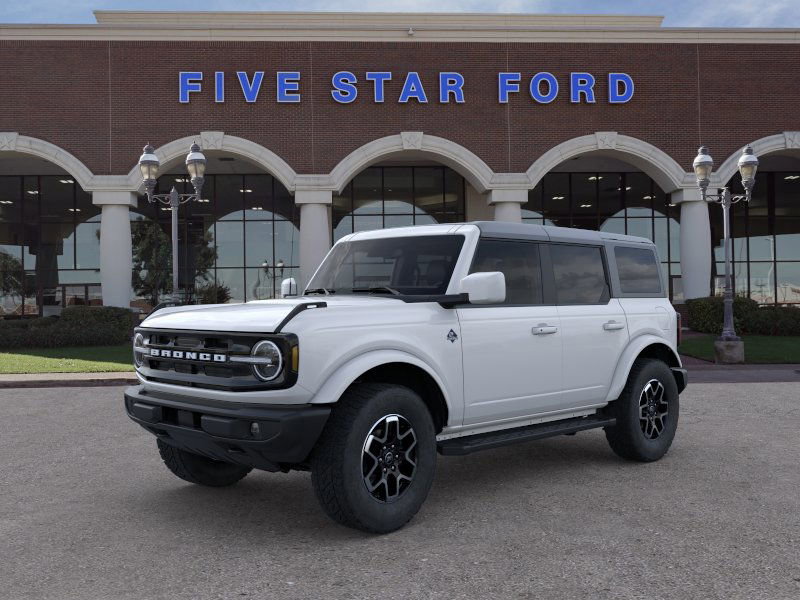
121;431;635;539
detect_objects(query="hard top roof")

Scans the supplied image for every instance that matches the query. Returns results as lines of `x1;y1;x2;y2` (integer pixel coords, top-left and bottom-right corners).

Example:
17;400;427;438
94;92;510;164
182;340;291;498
472;221;653;245
343;221;653;246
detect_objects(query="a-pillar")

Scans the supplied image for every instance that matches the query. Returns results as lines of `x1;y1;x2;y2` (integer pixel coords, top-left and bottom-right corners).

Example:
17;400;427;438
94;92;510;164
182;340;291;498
673;188;712;300
93;191;137;308
487;188;528;222
296;189;332;290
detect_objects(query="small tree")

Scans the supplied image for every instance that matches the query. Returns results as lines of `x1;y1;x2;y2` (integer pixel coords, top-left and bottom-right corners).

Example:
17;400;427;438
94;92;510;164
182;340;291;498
196;282;232;304
0;252;25;311
131;219;173;306
131;217;218;306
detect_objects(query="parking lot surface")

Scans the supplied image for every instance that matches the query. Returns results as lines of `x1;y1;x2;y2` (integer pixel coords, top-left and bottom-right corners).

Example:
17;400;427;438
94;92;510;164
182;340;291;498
1;383;798;600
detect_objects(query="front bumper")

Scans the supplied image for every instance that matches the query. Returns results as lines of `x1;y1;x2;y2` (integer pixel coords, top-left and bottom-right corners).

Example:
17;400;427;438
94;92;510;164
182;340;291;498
124;385;330;472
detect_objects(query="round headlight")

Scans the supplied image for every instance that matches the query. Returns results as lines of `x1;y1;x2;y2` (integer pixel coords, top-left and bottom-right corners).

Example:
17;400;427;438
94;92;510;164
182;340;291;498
133;333;145;368
251;340;283;381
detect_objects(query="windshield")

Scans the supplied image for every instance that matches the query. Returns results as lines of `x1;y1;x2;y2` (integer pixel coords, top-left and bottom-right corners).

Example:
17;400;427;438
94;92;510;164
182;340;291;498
307;234;465;296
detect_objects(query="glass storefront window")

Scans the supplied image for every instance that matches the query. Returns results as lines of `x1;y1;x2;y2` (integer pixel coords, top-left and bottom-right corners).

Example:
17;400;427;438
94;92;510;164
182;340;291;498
748;262;775;304
776;263;800;304
542;173;570;226
718;170;800;304
332;166;466;242
525;170;680;301
128;173;299;311
0;175;102;316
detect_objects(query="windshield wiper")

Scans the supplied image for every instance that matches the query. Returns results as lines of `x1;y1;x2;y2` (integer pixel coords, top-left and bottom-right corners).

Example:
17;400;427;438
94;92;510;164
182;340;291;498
305;288;334;296
351;286;401;296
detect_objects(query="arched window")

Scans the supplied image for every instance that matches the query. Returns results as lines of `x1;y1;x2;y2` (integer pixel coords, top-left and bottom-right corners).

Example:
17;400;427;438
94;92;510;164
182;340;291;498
333;166;466;242
522;170;681;301
130;172;298;311
0;175;100;317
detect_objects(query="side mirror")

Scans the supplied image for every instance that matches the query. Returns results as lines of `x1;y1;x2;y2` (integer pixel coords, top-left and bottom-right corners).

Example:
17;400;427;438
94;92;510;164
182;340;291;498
280;278;298;298
458;272;505;304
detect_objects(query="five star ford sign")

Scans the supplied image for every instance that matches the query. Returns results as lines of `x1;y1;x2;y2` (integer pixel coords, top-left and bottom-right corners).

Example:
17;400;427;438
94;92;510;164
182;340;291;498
178;71;635;104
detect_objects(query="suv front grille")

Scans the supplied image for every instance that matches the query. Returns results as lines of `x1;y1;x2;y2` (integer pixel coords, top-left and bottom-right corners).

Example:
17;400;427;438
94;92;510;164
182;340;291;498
135;328;296;392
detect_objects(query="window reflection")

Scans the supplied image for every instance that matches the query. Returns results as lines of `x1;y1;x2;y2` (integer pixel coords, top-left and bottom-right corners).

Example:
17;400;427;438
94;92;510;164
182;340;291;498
129;173;299;312
524;171;680;300
717;170;800;305
0;175;101;316
333;166;466;242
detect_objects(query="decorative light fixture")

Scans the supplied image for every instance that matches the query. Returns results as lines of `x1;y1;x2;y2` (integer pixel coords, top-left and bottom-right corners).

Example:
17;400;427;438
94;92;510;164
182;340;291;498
138;141;206;303
691;144;759;359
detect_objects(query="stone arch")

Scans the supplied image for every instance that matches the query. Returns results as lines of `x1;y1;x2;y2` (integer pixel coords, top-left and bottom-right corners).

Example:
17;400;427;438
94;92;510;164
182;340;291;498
328;132;496;194
0;132;95;190
123;131;298;192
526;132;691;193
713;131;800;186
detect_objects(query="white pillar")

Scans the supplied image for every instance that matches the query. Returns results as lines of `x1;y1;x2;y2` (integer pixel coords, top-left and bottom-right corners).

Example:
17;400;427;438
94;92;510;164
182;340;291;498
94;191;136;308
673;188;711;300
296;189;332;290
487;188;528;222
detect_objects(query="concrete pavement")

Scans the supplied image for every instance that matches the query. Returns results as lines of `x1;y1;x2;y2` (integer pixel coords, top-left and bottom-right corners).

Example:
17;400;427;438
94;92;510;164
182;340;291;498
0;383;798;599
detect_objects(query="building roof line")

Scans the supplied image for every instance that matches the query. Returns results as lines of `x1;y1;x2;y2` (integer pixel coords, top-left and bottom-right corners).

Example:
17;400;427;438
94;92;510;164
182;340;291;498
2;26;799;44
91;10;666;28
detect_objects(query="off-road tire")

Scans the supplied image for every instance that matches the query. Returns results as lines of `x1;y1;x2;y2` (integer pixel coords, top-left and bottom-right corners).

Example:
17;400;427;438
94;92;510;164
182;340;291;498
310;383;437;534
157;439;252;487
605;358;679;462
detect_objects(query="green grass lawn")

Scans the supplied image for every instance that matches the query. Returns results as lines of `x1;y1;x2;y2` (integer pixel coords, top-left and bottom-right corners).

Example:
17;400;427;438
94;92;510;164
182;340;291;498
0;344;134;374
679;335;800;364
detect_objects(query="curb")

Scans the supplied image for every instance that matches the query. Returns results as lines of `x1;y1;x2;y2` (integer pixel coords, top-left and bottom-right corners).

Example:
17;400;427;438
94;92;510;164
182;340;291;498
0;374;138;389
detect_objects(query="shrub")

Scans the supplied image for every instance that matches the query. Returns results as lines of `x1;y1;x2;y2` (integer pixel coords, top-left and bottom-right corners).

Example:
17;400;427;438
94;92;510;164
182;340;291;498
686;296;800;336
685;296;758;334
748;306;800;336
196;282;232;305
0;306;136;349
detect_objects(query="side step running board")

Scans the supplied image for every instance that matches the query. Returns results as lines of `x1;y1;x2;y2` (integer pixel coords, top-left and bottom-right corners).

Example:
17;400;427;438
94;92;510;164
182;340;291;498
437;415;616;456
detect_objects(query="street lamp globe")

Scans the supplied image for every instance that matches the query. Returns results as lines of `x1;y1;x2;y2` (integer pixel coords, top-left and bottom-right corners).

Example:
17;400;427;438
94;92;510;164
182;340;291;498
138;144;160;195
737;145;759;192
185;142;207;194
692;146;714;196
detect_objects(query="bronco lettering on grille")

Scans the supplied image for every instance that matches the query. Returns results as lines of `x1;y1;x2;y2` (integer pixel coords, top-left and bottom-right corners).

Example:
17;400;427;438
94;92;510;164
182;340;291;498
149;349;227;362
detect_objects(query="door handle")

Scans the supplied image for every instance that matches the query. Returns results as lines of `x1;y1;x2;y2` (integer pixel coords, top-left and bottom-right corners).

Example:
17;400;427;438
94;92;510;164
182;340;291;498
532;324;558;335
603;320;625;331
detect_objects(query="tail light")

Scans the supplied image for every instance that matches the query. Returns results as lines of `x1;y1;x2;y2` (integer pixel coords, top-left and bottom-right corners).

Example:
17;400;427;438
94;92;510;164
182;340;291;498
676;311;682;346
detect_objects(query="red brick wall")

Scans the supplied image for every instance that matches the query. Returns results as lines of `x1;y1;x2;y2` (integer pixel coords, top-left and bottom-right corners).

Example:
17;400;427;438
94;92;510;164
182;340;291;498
1;39;798;177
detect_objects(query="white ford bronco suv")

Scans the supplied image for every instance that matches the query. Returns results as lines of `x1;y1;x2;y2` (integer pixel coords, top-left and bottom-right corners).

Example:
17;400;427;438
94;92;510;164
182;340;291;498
125;221;686;533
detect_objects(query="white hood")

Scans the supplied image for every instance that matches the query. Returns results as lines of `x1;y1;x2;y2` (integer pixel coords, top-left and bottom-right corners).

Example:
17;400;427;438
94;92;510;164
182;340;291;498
140;296;398;333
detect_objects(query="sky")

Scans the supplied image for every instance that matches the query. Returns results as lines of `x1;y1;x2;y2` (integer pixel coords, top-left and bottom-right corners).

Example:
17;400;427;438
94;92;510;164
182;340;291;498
1;0;799;27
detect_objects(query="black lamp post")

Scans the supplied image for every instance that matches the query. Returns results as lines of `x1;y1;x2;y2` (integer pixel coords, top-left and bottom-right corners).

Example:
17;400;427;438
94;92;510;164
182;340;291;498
138;142;206;303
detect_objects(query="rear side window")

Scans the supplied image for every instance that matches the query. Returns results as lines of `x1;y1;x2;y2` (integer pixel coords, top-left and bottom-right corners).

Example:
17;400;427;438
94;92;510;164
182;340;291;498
470;240;543;305
550;244;609;304
615;246;662;294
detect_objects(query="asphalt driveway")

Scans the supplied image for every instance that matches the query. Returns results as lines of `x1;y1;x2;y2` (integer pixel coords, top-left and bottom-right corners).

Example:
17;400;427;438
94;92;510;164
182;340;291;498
0;383;798;599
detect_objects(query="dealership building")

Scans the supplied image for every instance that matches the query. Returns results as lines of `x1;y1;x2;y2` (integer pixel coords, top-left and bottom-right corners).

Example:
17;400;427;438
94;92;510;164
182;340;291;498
1;10;799;315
